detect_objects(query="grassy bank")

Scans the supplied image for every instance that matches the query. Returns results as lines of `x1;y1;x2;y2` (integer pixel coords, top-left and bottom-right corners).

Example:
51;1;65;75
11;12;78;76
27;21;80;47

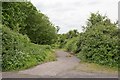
2;26;56;71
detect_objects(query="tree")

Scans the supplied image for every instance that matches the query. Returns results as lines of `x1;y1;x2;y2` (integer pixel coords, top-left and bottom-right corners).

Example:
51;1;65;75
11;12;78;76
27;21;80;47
56;26;60;33
2;2;57;45
66;29;79;39
25;11;57;45
2;2;37;32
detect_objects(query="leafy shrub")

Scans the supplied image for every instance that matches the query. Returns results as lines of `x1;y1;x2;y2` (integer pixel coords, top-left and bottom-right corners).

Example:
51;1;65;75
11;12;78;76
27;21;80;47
77;22;119;67
57;30;79;48
2;26;56;71
64;37;78;53
51;43;60;49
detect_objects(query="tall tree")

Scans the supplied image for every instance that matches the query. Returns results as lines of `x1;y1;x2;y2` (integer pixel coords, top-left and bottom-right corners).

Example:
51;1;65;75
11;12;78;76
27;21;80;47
2;2;37;32
25;12;57;44
2;2;57;45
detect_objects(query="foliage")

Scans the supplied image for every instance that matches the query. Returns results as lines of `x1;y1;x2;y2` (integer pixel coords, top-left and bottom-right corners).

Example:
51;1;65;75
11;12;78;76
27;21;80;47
76;13;119;67
58;12;119;67
57;34;67;48
2;26;56;71
2;1;119;70
57;29;79;48
66;29;79;39
2;2;36;32
64;37;78;53
25;12;57;45
2;2;57;45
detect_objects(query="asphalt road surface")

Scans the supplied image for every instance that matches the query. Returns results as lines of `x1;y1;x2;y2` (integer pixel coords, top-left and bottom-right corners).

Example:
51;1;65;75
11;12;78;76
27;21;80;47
2;50;118;78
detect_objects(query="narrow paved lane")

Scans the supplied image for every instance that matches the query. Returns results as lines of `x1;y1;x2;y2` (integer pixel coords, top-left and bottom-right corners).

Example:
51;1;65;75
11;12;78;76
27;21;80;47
2;50;118;78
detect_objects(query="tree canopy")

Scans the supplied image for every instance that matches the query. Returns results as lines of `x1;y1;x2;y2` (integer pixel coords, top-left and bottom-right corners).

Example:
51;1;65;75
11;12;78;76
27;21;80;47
2;2;57;45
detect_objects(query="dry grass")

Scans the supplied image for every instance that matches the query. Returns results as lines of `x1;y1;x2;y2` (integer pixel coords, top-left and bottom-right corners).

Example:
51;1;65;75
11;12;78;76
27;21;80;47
74;62;118;75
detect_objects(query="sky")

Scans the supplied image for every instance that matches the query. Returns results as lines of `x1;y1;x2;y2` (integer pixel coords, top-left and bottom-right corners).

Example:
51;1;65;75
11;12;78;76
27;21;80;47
30;0;119;34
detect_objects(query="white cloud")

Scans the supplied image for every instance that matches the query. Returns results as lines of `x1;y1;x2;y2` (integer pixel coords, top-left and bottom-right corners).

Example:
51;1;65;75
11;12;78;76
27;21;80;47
30;0;119;34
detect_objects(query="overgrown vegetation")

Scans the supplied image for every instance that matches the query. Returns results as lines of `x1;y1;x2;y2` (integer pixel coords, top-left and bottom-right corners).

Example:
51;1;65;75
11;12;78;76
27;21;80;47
57;30;79;48
2;26;56;71
2;2;57;45
2;1;119;71
64;37;78;53
58;13;119;68
2;2;57;71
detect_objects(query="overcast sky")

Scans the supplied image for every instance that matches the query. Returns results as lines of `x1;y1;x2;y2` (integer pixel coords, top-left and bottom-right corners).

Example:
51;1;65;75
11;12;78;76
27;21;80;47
30;0;119;34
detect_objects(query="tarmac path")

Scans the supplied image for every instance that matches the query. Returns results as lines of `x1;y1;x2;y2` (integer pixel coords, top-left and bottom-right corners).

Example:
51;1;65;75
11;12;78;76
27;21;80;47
2;50;118;78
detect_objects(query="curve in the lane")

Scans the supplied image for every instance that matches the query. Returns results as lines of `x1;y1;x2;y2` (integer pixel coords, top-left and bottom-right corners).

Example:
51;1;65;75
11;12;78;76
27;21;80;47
2;50;118;78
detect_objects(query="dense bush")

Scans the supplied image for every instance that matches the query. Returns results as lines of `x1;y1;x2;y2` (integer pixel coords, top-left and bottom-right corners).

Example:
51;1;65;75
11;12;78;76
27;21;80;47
2;2;57;45
76;13;119;67
2;26;56;71
57;30;79;48
77;24;119;67
64;37;78;53
59;13;119;67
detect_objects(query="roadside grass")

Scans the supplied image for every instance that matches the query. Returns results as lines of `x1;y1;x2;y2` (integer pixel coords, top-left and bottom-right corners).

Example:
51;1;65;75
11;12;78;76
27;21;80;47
74;61;118;75
2;26;57;71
